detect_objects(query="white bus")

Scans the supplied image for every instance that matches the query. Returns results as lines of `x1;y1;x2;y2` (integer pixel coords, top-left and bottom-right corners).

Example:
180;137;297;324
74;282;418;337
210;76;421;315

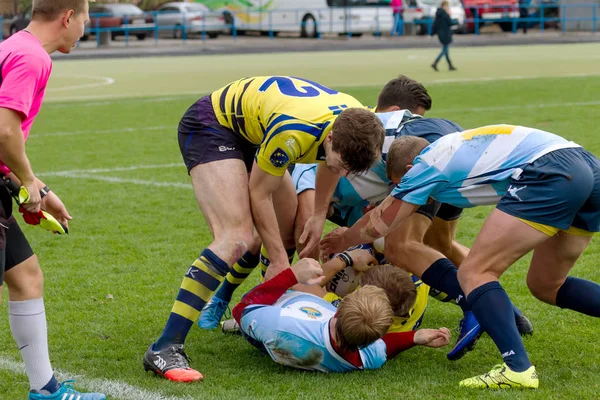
194;0;395;37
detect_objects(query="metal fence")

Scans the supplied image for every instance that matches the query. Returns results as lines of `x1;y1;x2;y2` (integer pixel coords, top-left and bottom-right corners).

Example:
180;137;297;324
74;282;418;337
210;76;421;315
1;3;598;47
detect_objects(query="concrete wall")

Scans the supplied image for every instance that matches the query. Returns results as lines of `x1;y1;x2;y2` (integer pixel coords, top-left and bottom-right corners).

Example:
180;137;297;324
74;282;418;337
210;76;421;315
562;0;600;31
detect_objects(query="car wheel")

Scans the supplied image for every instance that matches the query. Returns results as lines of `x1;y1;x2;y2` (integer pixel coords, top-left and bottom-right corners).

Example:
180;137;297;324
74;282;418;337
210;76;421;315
301;14;318;38
136;33;147;40
208;32;219;39
499;22;514;32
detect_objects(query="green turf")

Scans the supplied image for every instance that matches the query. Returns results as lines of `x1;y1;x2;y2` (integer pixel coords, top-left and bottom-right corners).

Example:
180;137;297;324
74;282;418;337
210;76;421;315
1;43;600;399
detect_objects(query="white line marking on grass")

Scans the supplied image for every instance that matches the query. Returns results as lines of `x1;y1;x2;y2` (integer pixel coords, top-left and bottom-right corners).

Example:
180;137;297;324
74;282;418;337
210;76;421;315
47;75;116;92
38;163;183;176
49;173;193;188
43;72;600;106
443;99;600;113
36;125;170;138
0;357;193;400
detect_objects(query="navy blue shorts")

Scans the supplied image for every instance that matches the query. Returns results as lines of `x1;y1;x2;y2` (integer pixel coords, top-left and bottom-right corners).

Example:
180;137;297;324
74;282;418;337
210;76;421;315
177;96;258;173
497;147;600;234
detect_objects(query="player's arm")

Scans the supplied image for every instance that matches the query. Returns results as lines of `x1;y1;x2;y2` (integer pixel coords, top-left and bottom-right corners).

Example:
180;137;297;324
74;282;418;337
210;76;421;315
321;195;419;255
233;259;323;323
298;163;341;258
0;108;39;211
0;55;46;212
249;163;290;278
383;328;451;360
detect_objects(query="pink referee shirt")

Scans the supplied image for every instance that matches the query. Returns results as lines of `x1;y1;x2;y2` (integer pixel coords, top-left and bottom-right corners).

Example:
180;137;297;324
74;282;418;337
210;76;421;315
0;30;52;174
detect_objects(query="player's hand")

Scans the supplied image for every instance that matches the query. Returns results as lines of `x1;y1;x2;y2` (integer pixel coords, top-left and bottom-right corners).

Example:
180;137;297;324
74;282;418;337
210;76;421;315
298;215;326;259
320;227;349;261
21;181;41;213
41;191;72;230
291;258;323;285
347;249;377;272
414;328;451;348
264;259;291;282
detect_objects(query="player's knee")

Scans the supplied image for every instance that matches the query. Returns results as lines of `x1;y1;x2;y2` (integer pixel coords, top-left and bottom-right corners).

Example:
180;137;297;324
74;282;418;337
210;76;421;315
5;256;44;299
527;274;561;305
384;240;417;270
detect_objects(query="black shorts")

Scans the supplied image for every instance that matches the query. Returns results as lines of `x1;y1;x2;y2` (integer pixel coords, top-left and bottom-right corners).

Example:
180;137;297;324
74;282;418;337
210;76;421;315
415;200;442;221
435;203;463;221
0;183;34;285
178;96;258;173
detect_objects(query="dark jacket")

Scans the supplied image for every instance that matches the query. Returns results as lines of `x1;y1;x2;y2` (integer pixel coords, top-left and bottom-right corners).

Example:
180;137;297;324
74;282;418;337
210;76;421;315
433;7;454;45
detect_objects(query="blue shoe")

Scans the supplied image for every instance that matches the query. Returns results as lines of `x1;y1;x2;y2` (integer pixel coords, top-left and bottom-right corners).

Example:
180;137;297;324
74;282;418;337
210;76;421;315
447;311;484;361
197;296;230;329
29;380;105;400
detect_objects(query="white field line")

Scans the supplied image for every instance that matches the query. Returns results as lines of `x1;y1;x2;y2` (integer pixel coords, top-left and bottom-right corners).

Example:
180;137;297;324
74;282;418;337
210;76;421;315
47;75;116;92
43;72;600;106
36;125;170;138
37;163;191;189
0;357;193;400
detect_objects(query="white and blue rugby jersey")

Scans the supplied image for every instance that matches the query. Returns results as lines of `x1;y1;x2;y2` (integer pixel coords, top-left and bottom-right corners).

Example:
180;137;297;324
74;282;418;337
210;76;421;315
240;290;387;372
335;110;462;208
391;125;581;208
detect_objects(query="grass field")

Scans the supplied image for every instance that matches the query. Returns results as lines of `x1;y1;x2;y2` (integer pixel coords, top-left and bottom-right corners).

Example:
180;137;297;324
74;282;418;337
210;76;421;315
1;43;600;399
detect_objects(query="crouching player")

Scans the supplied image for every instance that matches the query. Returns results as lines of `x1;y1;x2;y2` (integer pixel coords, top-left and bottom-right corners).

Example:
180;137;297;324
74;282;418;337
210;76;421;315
232;259;451;372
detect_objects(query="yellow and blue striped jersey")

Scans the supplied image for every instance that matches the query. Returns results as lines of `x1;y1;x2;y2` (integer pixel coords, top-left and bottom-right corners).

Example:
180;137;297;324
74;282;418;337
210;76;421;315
387;276;429;333
210;76;364;176
323;274;429;334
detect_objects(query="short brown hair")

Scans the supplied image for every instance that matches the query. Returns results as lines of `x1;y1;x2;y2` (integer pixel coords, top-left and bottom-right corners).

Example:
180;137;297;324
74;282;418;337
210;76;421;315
385;136;430;180
335;285;394;350
377;76;432;113
332;108;385;174
362;265;417;317
32;0;89;21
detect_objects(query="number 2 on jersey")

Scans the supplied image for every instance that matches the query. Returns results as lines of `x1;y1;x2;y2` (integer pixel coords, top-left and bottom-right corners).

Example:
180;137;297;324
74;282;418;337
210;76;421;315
258;76;339;98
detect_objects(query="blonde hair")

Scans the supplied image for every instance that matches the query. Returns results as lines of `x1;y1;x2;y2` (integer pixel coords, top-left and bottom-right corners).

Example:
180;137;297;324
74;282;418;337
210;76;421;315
362;265;417;317
385;136;430;181
441;0;450;7
335;285;394;350
32;0;90;20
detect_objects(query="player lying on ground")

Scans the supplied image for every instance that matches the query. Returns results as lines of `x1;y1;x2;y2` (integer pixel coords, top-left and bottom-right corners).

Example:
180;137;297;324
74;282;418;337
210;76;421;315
231;258;451;372
221;245;429;335
144;76;385;382
0;1;105;399
321;125;600;389
200;76;531;361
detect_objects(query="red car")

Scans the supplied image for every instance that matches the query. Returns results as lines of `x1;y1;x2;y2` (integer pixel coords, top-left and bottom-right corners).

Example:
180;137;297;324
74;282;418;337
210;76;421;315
82;3;155;41
462;0;520;32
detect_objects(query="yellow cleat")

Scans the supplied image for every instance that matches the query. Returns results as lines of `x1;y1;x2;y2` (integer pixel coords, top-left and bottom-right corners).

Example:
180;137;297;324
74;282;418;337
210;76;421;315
459;363;539;389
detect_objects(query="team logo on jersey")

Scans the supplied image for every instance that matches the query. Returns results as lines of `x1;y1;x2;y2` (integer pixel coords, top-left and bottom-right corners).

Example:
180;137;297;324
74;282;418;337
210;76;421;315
270;148;290;167
299;307;322;319
284;138;300;159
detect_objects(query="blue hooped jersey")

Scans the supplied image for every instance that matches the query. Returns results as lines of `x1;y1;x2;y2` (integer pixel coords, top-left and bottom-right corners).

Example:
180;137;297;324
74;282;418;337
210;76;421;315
391;125;581;207
239;291;388;372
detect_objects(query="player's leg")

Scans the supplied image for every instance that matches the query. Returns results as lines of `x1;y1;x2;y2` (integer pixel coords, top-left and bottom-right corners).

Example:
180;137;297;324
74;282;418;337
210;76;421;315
426;207;533;335
459;148;599;388
295;189;316;259
528;231;600;313
3;219;104;399
383;204;482;360
145;98;258;381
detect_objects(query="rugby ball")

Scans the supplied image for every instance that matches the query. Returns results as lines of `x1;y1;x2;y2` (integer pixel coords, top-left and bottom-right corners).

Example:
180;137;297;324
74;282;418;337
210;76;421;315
326;266;362;297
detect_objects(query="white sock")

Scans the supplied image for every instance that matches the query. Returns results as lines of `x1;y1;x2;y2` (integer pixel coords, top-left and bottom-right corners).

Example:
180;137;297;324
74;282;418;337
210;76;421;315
9;298;54;391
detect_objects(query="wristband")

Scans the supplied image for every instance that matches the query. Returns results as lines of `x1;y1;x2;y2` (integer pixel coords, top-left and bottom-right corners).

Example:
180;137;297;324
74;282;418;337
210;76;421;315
336;252;353;268
40;186;50;198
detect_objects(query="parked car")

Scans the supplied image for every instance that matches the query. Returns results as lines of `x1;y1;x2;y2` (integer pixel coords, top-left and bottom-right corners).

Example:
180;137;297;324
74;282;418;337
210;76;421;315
461;0;520;32
404;0;466;35
3;8;31;38
82;3;155;41
156;2;225;38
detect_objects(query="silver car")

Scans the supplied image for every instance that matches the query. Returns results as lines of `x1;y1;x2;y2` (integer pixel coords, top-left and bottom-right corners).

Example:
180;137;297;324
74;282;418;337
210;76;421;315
156;2;225;38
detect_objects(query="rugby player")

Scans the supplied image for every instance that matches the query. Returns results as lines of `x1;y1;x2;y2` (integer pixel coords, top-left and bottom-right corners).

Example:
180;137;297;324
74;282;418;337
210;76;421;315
321;125;600;388
144;76;385;381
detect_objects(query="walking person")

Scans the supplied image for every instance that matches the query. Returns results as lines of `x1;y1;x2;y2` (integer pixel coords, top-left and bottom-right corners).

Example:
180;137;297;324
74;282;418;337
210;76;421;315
431;0;456;71
391;0;404;36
